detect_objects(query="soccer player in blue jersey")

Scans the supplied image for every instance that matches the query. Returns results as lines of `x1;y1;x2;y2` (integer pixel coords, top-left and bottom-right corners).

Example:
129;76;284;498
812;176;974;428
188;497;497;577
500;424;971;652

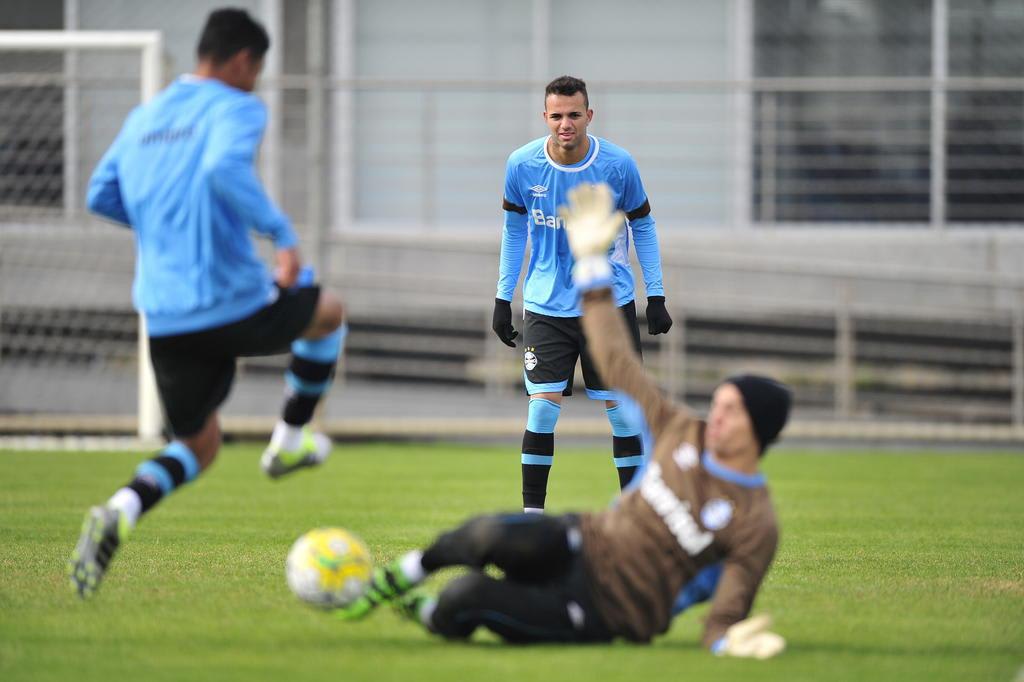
492;76;673;512
67;8;347;598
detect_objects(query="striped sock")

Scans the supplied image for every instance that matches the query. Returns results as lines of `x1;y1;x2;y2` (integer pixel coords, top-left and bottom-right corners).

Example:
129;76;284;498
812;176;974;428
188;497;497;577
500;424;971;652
118;441;200;521
521;398;560;510
607;404;644;489
282;324;346;426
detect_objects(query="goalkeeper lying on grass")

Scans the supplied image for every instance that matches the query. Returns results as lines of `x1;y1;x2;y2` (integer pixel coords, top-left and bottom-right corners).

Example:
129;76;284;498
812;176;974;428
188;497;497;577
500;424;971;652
341;183;791;659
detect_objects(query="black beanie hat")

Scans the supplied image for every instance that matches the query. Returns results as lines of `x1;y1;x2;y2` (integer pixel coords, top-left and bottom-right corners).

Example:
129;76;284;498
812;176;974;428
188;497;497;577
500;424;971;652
724;374;792;455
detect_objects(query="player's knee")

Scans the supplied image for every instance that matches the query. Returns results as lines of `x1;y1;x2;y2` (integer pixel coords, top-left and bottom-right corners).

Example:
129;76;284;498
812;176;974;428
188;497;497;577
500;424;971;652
463;515;507;548
317;291;344;332
527;397;562;434
606;402;637;437
432;571;492;638
441;571;490;608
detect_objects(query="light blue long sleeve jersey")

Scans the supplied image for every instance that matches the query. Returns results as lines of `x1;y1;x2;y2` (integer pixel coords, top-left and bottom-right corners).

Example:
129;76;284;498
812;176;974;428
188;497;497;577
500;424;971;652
497;135;665;317
87;75;297;337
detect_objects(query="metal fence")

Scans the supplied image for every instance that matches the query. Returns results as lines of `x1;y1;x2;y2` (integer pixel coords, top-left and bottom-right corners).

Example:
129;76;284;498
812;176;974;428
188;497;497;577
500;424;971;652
0;1;1022;441
2;227;1021;441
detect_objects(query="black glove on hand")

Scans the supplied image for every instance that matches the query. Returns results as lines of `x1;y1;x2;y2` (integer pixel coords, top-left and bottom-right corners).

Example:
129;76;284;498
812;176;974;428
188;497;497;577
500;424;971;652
646;296;673;335
492;298;519;347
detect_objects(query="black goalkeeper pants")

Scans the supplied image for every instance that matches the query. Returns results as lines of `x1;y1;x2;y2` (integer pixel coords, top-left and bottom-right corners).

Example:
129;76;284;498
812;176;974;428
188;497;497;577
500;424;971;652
421;513;613;644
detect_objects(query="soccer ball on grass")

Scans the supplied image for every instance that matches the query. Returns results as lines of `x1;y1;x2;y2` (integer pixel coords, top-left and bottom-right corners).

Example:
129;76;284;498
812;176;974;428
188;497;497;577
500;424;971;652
285;527;373;609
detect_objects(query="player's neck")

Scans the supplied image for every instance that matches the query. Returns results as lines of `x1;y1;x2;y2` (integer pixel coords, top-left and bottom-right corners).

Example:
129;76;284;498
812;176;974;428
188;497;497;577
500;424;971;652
546;135;590;166
193;62;243;91
709;448;760;476
193;62;218;81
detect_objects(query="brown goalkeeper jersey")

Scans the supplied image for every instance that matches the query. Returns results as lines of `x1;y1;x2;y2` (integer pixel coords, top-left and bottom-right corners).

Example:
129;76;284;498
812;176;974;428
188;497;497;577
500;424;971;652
578;289;779;646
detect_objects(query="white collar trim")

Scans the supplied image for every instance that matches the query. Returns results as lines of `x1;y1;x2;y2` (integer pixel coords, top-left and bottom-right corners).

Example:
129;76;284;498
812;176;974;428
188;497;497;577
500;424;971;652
544;135;600;173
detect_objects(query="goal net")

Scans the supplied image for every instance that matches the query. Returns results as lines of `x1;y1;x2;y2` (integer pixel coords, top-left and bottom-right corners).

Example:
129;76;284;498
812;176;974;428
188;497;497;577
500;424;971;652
0;31;163;439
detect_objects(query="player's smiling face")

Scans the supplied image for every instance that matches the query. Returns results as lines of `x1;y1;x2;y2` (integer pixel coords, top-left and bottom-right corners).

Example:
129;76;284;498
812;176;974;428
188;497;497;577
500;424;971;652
544;92;593;161
706;383;758;459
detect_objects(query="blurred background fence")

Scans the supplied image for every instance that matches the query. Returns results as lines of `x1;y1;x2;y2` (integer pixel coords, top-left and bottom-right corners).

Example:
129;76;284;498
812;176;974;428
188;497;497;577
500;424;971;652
1;0;1022;442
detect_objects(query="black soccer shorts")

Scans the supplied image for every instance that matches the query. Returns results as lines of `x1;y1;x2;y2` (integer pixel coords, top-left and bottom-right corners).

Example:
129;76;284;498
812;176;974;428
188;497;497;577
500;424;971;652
522;300;642;399
148;285;320;437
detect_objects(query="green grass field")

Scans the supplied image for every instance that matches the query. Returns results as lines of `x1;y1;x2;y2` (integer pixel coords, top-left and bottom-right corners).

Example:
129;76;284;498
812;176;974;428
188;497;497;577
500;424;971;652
1;443;1022;682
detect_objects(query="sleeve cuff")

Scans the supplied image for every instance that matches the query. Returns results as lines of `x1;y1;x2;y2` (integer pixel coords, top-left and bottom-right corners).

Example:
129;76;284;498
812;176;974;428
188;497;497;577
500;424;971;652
710;636;726;655
272;225;298;249
572;255;613;292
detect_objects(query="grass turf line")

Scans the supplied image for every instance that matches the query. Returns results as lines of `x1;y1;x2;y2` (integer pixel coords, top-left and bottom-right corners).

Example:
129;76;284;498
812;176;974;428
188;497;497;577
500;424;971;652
0;444;1021;682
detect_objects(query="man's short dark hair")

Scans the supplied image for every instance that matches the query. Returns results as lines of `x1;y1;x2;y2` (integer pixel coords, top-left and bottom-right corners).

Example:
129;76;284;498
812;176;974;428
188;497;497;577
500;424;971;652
545;75;589;109
197;8;270;64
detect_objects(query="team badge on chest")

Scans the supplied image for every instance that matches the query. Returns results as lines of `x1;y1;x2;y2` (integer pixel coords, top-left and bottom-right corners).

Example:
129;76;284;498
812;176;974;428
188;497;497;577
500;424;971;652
700;498;734;531
672;443;699;470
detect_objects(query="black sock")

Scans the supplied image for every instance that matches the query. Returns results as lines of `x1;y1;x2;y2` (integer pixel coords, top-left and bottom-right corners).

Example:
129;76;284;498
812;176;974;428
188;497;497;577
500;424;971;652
521;431;554;509
283;355;336;425
126;450;191;515
127;478;162;514
613;435;643;489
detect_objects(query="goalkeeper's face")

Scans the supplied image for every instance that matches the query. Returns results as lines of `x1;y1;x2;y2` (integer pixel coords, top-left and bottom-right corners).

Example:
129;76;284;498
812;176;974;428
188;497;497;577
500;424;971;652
706;383;758;459
544;93;593;154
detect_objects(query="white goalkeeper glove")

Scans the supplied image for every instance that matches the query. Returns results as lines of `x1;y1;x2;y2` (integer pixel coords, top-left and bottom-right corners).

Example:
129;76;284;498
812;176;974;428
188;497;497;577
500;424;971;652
559;183;624;291
712;614;786;660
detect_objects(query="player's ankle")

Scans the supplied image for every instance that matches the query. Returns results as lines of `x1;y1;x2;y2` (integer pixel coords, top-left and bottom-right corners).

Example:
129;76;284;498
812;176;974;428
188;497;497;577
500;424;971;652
271;421;304;452
398;550;426;585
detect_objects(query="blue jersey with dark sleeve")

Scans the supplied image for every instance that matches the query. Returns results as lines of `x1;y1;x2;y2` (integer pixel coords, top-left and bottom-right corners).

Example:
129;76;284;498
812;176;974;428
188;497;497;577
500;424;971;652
496;135;665;317
86;75;297;337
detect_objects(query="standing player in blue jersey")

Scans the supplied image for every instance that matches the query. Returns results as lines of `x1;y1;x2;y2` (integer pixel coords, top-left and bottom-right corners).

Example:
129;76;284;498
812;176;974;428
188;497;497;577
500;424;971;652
492;76;673;512
68;8;347;598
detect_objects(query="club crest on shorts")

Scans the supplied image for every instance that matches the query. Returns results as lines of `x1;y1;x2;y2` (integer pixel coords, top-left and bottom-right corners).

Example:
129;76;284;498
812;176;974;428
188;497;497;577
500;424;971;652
524;347;538;371
700;498;734;531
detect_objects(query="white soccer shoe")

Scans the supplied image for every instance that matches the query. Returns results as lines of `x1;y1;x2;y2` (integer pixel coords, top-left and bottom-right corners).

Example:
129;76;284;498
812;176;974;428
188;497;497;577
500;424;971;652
67;505;129;598
261;427;331;479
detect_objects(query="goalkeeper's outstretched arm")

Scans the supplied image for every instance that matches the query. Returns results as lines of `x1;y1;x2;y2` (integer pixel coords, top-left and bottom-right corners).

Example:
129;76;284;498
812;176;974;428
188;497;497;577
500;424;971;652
563;183;692;438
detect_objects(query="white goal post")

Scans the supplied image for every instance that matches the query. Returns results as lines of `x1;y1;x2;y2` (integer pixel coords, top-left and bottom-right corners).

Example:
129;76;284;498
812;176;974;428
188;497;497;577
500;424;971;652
0;30;164;440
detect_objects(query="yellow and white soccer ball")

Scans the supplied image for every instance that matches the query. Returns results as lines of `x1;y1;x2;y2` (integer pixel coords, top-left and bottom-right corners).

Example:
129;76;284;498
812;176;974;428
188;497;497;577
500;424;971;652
285;527;373;609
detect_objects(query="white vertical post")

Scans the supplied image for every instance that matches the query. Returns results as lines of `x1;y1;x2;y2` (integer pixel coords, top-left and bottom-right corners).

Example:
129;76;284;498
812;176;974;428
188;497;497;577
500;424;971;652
1013;295;1023;427
0;250;4;363
666;308;685;402
930;0;948;231
531;0;550;83
730;0;753;230
138;32;164;441
660;269;683;400
139;35;162;105
835;281;855;419
62;0;80;220
531;0;550;128
260;0;283;205
758;94;777;223
421;91;436;227
485;307;501;397
307;0;327;271
331;0;356;233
